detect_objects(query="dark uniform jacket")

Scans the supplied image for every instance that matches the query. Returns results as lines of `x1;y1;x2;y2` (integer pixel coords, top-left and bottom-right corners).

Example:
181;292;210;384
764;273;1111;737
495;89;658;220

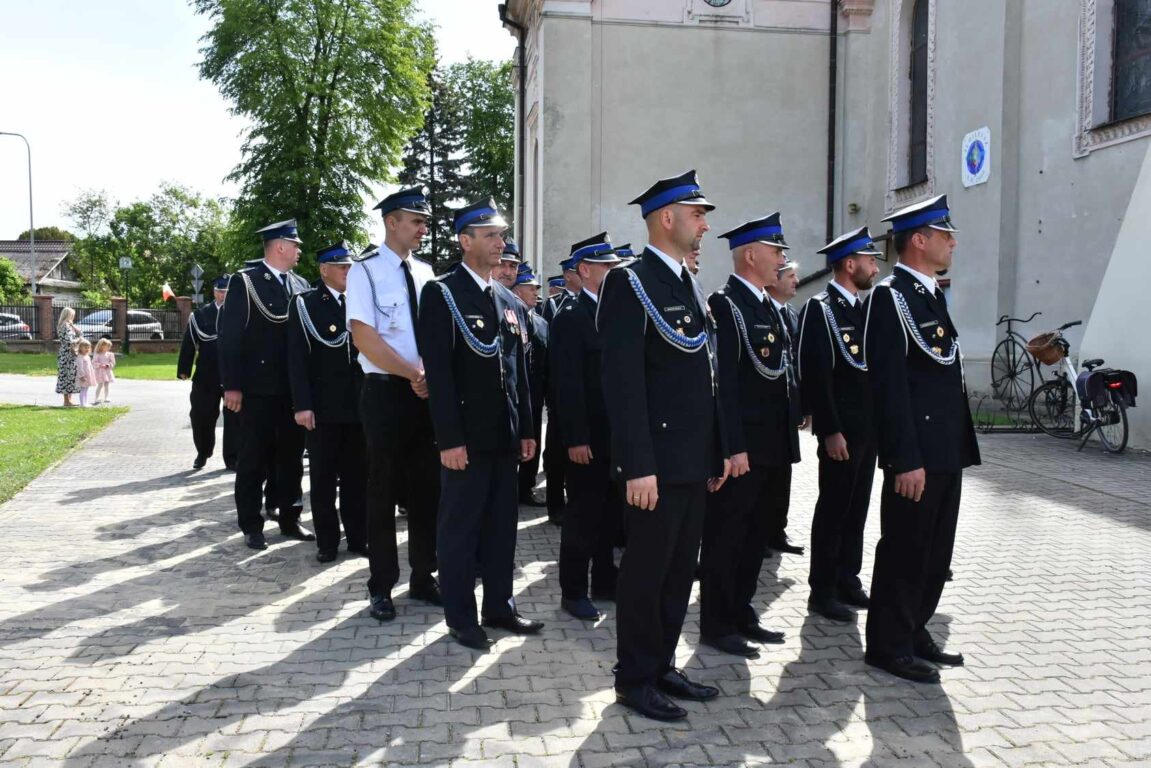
798;285;873;440
418;266;533;453
550;291;610;454
542;290;576;323
709;276;800;467
864;267;980;473
286;281;363;424
177;302;222;388
218;263;311;396
523;305;548;414
599;249;726;483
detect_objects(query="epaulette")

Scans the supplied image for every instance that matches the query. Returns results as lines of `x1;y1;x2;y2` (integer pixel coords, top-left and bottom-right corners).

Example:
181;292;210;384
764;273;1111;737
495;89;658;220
239;264;259;274
876;275;895;287
814;291;829;302
356;250;379;262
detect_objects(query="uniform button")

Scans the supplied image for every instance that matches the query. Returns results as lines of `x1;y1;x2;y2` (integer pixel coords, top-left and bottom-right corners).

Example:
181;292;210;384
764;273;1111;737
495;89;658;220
616;466;622;473
925;415;931;421
661;423;667;428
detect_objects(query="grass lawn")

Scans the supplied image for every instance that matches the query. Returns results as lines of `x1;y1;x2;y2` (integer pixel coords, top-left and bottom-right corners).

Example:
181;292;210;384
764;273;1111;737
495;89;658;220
0;404;127;503
0;352;180;380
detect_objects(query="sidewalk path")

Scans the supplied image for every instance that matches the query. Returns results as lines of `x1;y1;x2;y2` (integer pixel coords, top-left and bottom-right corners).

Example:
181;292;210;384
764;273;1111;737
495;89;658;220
0;372;1149;767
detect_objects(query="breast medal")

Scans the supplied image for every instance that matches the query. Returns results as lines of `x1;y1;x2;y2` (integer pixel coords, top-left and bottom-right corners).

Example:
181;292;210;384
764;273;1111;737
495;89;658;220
329;324;337;333
936;326;945;338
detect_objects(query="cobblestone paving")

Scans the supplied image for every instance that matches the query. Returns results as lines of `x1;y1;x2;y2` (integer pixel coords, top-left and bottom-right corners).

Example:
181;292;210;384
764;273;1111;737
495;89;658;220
1;373;1149;767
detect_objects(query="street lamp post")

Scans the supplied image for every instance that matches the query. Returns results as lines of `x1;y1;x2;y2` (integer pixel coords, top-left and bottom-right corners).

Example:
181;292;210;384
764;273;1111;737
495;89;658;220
0;131;35;294
119;255;133;354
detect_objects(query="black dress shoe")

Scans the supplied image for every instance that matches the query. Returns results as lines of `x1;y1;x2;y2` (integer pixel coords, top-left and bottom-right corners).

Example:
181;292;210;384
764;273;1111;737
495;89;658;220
808;596;856;623
482;613;545;635
193;454;207;470
346;544;369;558
264;508;280;522
449;626;493;650
316;549;337;563
547;511;564;526
738;624;786;644
224;459;237;470
657;669;719;702
244;532;268;551
409;580;443;606
615;684;687;722
768;536;805;555
561;597;602;621
914;637;965;666
700;633;760;659
864;652;941;684
279;522;316;542
838;587;870;609
369;594;396;622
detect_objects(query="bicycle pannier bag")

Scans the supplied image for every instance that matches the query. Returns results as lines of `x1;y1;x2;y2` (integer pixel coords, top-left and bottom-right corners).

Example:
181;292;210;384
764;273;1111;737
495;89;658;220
1075;368;1138;409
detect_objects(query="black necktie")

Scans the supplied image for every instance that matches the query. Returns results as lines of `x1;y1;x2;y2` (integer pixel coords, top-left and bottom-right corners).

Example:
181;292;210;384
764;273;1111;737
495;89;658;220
680;268;700;313
279;273;289;296
338;293;346;311
401;259;420;349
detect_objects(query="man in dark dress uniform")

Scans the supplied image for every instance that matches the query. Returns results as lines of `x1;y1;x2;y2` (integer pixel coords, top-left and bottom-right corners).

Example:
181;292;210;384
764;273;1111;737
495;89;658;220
512;261;549;507
698;214;796;659
346;187;441;622
550;233;622;622
287;241;368;563
418;198;542;650
219;219;315;551
798;226;881;622
540;258;579;526
599;170;730;721
178;276;237;470
864;194;980;683
764;257;806;557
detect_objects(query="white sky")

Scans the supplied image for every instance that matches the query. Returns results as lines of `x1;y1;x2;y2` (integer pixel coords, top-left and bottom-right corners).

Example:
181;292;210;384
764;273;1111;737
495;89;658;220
0;0;516;240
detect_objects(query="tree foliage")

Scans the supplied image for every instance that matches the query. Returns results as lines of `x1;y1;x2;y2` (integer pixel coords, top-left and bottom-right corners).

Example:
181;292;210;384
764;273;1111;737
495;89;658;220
64;185;244;307
0;257;24;302
16;226;75;241
447;58;515;218
191;0;435;277
398;71;466;271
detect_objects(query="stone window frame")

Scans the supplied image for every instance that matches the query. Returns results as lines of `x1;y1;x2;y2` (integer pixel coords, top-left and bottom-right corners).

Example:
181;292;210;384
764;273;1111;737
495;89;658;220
885;0;937;213
1075;0;1151;157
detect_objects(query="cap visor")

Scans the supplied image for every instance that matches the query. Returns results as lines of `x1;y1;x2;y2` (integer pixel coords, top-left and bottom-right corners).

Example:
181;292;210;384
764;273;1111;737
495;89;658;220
469;214;509;230
929;223;959;233
676;196;715;212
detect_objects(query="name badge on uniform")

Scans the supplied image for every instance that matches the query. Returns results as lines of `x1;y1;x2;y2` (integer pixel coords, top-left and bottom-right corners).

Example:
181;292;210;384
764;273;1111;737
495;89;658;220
663;305;686;312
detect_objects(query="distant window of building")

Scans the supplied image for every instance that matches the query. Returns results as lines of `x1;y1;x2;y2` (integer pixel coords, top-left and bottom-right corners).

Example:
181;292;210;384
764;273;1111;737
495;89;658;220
908;0;929;185
1112;0;1151;122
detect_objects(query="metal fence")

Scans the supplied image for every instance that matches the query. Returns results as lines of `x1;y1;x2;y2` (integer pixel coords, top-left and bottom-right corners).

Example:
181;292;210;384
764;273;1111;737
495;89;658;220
0;298;185;342
140;308;182;340
60;304;114;341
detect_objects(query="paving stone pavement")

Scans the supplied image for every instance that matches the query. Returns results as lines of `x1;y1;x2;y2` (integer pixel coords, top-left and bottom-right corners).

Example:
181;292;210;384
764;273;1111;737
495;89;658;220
1;372;1150;767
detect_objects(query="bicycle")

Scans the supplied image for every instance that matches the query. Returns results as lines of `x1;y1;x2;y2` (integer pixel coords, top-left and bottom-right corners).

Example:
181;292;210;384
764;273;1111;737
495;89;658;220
1025;321;1133;454
990;311;1042;409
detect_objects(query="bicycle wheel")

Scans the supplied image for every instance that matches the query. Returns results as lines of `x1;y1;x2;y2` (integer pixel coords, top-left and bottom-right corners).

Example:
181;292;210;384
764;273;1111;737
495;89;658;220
1096;399;1129;454
1028;379;1081;438
991;337;1035;409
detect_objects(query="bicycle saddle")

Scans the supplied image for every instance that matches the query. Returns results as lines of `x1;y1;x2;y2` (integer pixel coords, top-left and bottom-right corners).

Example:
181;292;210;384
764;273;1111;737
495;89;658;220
1082;358;1105;370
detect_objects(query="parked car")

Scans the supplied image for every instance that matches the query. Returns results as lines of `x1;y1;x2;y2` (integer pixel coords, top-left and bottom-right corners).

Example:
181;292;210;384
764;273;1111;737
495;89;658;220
0;312;33;340
75;309;164;340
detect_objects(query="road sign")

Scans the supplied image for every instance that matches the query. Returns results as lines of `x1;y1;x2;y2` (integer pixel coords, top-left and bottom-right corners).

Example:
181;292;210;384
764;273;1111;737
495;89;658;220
119;257;133;270
190;263;204;279
192;293;203;304
191;277;203;293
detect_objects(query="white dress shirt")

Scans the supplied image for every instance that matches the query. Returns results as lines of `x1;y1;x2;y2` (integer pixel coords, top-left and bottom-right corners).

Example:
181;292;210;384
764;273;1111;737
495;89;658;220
646;244;685;277
895;262;938;293
344;244;434;374
828;280;858;306
732;274;766;301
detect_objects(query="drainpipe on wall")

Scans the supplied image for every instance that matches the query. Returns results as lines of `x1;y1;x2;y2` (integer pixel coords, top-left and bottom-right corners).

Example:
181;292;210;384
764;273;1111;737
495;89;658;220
802;0;840;289
499;3;527;252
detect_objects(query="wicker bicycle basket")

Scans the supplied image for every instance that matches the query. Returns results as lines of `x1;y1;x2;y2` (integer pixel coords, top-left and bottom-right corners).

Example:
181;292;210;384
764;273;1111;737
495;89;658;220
1026;332;1065;365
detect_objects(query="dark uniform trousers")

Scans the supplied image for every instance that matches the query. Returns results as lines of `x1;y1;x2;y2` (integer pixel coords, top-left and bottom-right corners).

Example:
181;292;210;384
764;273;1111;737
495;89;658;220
542;407;566;515
235;394;305;534
518;394;545;500
360;376;439;597
600;251;724;689
189;384;237;466
558;456;620;599
308;422;367;553
616;483;706;687
866;470;961;658
863;269;979;659
438;450;520;629
699;465;788;637
808;432;876;599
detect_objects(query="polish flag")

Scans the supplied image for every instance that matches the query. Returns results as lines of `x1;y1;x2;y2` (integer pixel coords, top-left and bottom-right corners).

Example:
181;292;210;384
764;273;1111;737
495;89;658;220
161;282;175;301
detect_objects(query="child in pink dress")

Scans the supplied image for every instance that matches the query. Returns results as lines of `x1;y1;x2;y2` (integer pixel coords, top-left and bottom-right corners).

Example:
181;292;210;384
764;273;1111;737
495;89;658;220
93;338;116;404
74;339;96;407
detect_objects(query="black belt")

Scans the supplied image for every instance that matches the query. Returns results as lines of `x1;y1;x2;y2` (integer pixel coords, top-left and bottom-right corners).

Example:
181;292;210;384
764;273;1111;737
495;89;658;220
365;372;396;381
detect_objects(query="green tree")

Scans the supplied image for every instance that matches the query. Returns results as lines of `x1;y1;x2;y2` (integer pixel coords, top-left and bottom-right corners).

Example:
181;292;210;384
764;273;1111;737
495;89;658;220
63;189;113;283
0;257;24;302
16;226;75;241
192;0;435;277
398;70;467;271
446;58;515;223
